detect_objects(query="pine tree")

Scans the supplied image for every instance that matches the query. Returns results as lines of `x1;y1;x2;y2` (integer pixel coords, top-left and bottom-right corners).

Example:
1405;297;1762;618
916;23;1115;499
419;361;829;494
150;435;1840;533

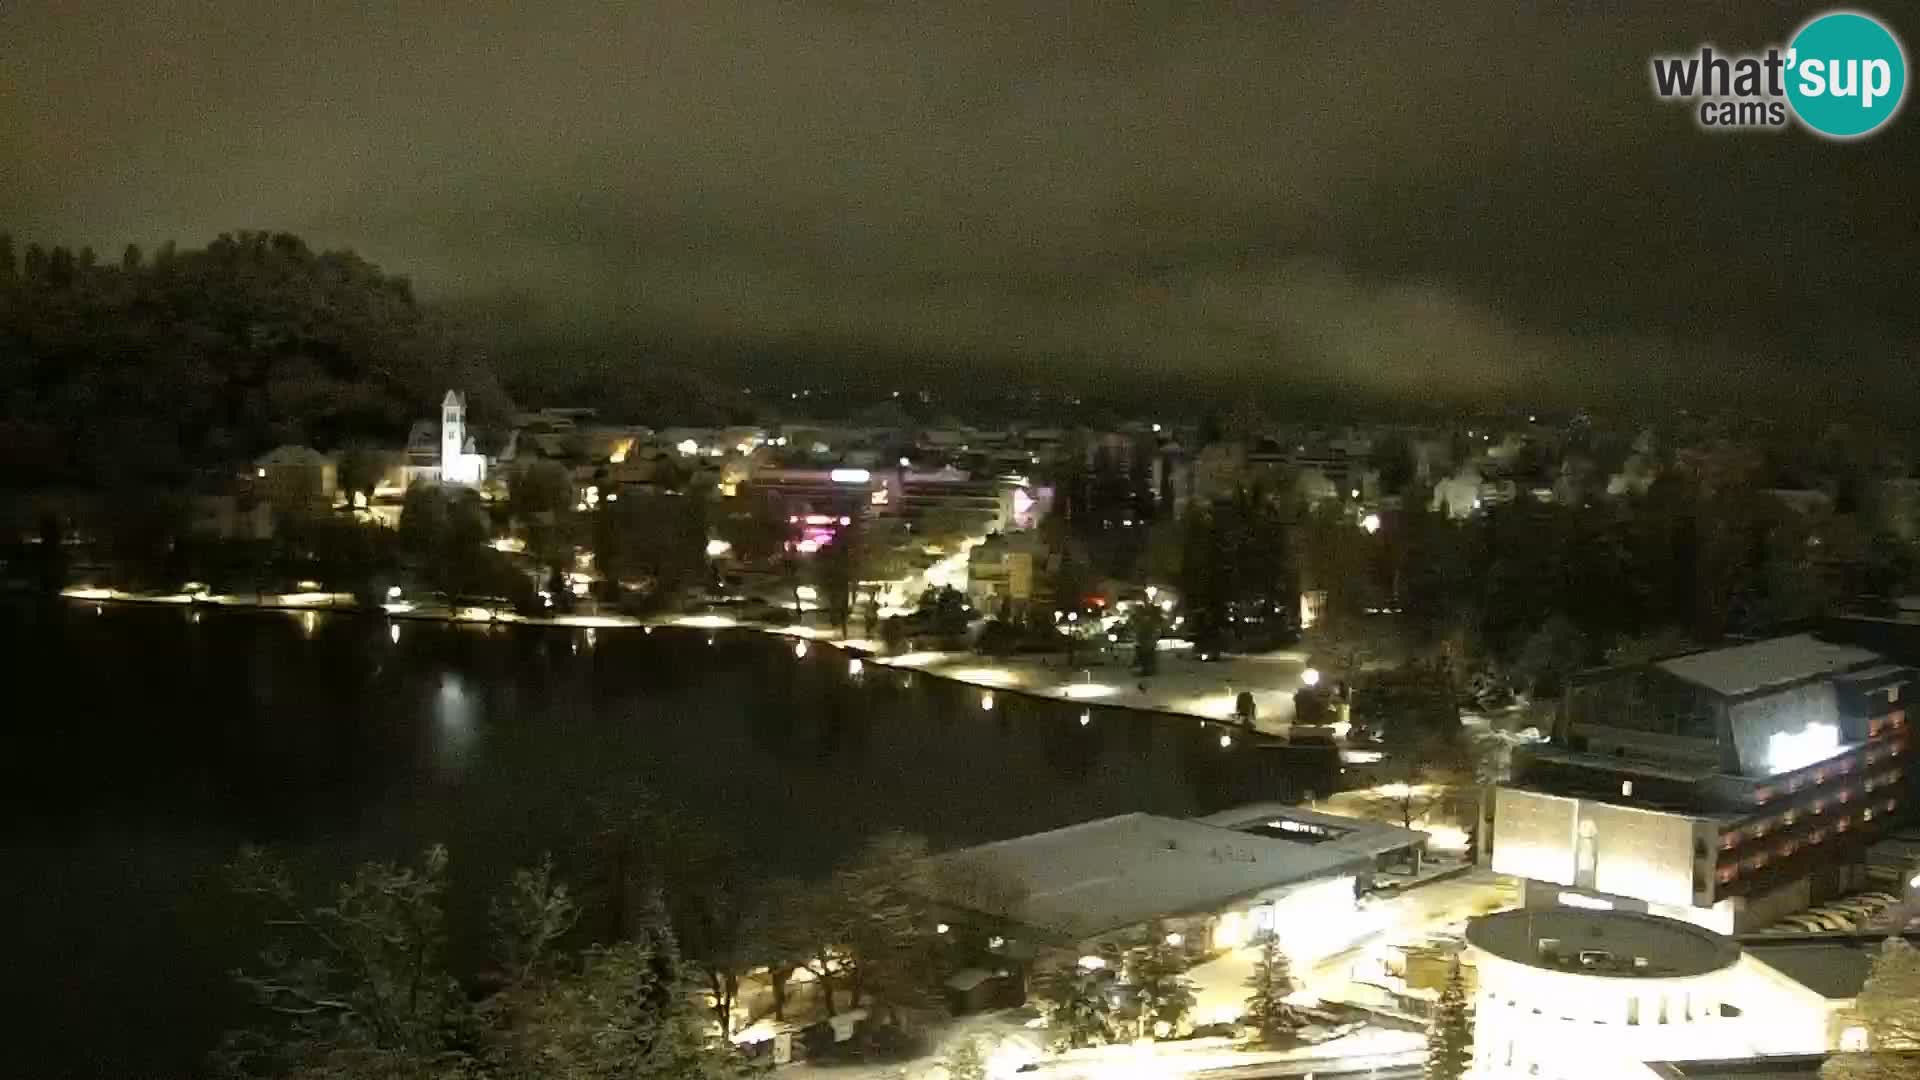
1036;962;1117;1050
1129;921;1197;1039
1425;956;1473;1080
1242;934;1301;1045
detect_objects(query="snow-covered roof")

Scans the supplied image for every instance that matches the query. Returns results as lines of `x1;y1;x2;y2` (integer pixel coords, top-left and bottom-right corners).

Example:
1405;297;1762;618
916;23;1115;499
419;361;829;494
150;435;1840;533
254;445;333;467
1191;803;1428;862
1655;634;1880;699
922;812;1369;942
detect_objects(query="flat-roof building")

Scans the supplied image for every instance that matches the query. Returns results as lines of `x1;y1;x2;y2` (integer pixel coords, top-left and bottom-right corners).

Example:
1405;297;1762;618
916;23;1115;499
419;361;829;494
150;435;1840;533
921;808;1424;966
1467;910;1895;1079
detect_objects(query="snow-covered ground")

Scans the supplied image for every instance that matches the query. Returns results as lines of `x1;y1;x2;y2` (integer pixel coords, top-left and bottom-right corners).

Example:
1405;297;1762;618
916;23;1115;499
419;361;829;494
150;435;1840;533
773;870;1515;1080
868;644;1312;733
777;1026;1422;1080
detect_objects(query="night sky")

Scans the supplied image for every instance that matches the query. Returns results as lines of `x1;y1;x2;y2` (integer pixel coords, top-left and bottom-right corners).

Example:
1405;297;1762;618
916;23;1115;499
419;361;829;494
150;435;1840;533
3;2;1915;411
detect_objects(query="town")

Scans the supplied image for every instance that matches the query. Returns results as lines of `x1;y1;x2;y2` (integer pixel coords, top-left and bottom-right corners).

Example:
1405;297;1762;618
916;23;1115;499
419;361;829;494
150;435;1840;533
8;236;1920;1079
4;4;1917;1078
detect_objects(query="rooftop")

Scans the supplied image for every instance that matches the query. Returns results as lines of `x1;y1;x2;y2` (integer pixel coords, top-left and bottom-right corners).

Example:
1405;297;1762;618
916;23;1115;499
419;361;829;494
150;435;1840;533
1191;802;1429;861
1467;909;1740;979
1656;635;1879;699
254;444;333;467
1643;1056;1828;1080
1745;938;1883;1000
921;811;1369;941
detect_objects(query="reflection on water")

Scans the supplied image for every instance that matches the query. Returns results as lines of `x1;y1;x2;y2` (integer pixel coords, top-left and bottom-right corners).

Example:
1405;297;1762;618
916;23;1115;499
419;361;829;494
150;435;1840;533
0;602;1336;1079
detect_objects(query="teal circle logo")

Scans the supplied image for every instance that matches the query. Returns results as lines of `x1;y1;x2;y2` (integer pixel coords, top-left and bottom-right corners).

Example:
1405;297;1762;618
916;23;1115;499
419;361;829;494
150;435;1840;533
1786;11;1907;138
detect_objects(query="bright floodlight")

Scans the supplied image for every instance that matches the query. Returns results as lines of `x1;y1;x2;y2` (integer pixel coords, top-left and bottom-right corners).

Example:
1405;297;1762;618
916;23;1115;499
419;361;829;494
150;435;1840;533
1361;513;1382;534
1767;722;1840;774
1301;667;1321;687
980;691;995;711
794;641;808;658
705;538;733;557
848;658;863;676
1062;682;1115;700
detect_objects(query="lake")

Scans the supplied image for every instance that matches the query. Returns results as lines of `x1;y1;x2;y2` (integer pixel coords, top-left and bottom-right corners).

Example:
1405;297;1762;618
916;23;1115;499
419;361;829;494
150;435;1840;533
0;601;1338;1078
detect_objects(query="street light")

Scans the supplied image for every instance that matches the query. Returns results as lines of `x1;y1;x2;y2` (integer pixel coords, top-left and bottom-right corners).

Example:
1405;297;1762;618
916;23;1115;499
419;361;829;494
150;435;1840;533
1301;667;1321;687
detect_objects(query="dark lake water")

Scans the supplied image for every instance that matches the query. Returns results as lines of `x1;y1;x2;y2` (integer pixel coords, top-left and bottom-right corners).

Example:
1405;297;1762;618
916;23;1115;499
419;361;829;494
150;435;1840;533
0;601;1338;1078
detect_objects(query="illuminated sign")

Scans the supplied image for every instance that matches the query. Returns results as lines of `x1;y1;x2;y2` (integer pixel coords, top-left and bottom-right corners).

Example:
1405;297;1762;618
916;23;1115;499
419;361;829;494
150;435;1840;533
830;468;871;484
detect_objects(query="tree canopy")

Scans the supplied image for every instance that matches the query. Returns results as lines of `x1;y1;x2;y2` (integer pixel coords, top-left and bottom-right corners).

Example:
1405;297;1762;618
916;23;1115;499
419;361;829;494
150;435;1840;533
0;230;509;488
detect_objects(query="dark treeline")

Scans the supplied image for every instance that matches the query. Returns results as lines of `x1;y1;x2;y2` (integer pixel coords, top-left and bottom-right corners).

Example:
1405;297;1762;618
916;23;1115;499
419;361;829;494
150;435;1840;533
212;782;1013;1080
0;231;509;489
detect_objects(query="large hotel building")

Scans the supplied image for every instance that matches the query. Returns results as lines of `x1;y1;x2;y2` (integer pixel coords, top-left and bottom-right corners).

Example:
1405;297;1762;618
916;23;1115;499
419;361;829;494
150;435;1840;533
1485;634;1911;933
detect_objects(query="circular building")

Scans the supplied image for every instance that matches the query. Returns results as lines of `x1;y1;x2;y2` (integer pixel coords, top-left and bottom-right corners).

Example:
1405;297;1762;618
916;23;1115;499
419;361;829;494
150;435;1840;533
1465;908;1743;1079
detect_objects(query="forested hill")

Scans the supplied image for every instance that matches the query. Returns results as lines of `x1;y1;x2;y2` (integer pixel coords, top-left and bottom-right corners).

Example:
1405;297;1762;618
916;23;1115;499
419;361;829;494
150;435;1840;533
0;231;511;489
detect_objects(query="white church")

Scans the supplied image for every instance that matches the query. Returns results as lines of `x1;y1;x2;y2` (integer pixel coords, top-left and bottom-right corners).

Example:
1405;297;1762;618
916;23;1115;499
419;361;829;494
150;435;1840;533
400;390;489;489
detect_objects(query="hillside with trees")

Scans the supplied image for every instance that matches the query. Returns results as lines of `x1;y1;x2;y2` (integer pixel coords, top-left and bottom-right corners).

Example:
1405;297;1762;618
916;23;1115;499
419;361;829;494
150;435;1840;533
0;230;509;489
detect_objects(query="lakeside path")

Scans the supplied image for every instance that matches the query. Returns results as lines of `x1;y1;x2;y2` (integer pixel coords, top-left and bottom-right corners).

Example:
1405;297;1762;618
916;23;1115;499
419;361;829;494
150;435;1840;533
55;588;1325;737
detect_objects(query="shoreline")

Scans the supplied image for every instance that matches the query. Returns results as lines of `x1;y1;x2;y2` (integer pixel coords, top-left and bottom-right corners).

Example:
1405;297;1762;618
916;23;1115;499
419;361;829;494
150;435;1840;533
45;588;1342;743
